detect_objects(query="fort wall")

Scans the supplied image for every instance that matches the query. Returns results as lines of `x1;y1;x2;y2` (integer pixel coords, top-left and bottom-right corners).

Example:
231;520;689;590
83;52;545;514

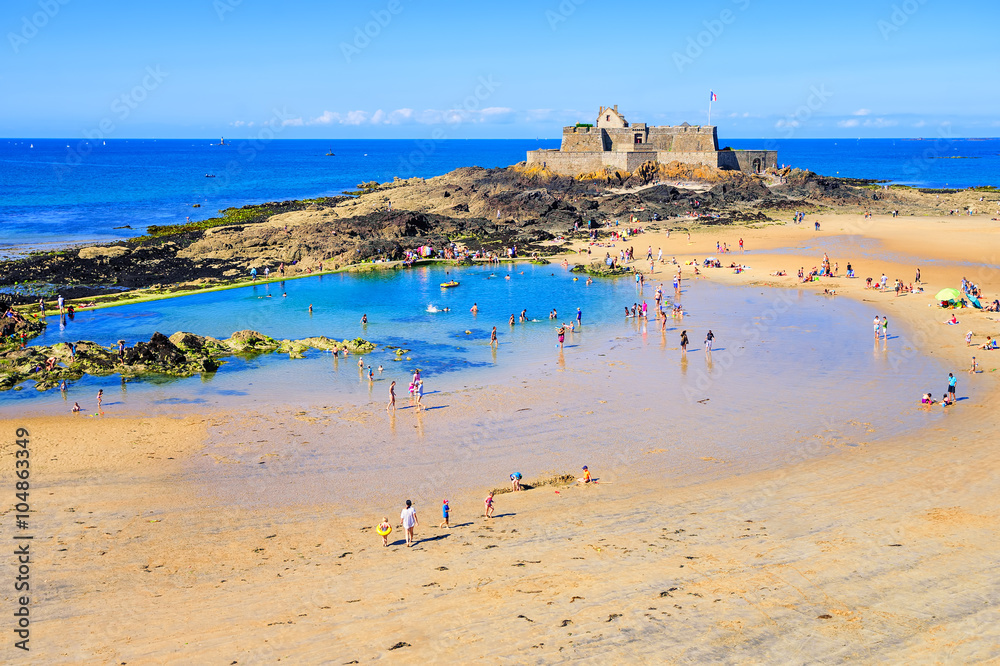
530;107;776;176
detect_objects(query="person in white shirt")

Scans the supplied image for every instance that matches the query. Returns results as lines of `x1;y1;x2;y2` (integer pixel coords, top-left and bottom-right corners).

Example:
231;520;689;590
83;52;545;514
400;500;418;548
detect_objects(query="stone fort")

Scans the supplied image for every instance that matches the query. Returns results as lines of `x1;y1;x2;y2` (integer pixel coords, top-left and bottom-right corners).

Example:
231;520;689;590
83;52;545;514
526;105;776;176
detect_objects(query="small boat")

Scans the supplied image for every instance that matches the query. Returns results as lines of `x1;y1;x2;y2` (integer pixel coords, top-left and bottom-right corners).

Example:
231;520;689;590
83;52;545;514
440;280;460;288
326;150;335;156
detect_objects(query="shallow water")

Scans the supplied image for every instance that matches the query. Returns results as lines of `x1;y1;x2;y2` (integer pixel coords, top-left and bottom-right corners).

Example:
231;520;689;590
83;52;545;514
5;262;947;446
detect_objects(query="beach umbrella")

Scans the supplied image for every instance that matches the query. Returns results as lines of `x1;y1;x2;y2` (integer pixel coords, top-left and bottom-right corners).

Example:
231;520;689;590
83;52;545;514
935;288;963;302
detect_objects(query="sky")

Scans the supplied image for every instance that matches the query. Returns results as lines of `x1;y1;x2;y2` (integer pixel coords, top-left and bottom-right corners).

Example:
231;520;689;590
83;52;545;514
1;0;998;139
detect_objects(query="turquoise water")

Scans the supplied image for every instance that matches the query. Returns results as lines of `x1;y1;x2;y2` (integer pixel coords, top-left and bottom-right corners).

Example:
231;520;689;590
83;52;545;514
4;265;947;446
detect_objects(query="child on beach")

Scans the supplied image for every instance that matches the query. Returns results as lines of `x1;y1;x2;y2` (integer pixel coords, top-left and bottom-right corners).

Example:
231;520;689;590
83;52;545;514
440;500;450;528
97;389;103;411
378;517;392;547
969;357;978;374
387;381;396;412
72;402;81;412
484;492;495;519
415;379;424;411
579;466;592;484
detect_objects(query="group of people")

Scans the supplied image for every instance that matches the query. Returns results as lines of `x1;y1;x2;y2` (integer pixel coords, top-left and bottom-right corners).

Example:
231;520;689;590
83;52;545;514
381;465;597;548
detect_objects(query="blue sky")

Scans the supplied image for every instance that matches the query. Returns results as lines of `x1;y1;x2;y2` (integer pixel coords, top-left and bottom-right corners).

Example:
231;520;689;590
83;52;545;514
1;0;997;139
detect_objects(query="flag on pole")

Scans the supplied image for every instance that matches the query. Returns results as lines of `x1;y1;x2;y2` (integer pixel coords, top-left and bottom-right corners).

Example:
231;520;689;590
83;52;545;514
710;91;718;102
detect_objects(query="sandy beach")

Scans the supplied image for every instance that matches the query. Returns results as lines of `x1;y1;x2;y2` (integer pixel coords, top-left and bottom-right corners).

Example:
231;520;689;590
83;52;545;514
3;211;999;663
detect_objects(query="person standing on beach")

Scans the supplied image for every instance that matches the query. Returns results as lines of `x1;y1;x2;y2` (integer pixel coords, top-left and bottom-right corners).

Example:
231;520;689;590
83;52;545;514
705;330;715;352
484;492;495;519
739;238;744;253
400;500;418;547
576;307;582;326
882;316;889;341
490;326;498;347
969;357;978;374
915;267;921;284
557;325;566;349
97;389;103;411
415;379;425;411
439;500;450;528
387;381;396;412
57;294;64;314
680;330;689;352
948;373;957;399
873;316;881;340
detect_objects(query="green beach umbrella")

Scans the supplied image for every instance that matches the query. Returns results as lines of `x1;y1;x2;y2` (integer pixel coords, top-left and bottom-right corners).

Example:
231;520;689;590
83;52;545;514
935;288;963;302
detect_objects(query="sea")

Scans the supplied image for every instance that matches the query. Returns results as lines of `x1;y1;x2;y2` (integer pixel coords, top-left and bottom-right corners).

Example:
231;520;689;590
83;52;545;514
1;137;999;253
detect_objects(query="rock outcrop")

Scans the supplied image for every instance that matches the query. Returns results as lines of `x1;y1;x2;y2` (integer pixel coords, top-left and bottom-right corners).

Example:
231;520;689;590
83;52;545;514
0;330;377;391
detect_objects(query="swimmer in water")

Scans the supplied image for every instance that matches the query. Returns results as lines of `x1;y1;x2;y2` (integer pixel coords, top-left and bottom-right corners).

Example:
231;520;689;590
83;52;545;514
509;314;515;326
308;304;313;313
520;309;527;322
470;303;478;313
490;326;498;347
361;313;368;324
378;365;383;374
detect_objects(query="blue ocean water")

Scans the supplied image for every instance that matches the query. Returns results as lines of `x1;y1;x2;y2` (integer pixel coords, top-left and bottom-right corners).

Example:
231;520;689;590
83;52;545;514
2;137;998;252
728;137;1000;188
0;138;558;250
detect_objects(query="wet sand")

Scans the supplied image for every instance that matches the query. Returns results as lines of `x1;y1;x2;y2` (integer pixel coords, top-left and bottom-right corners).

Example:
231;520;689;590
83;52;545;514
2;212;999;663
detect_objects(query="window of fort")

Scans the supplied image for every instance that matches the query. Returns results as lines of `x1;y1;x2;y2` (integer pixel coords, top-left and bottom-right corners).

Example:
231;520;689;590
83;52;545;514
634;135;643;144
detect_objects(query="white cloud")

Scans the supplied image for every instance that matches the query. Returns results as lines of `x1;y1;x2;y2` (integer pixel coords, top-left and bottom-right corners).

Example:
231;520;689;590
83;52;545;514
775;119;800;129
853;108;872;116
864;117;897;128
343;110;369;125
389;108;414;123
281;117;303;127
913;120;927;128
370;109;386;124
310;110;340;125
837;119;860;128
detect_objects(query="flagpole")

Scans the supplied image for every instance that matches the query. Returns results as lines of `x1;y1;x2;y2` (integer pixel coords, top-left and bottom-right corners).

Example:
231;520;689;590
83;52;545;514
708;96;712;126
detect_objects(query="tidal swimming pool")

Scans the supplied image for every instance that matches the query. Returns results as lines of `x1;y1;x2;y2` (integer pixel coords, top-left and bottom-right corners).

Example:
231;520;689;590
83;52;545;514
3;262;948;443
